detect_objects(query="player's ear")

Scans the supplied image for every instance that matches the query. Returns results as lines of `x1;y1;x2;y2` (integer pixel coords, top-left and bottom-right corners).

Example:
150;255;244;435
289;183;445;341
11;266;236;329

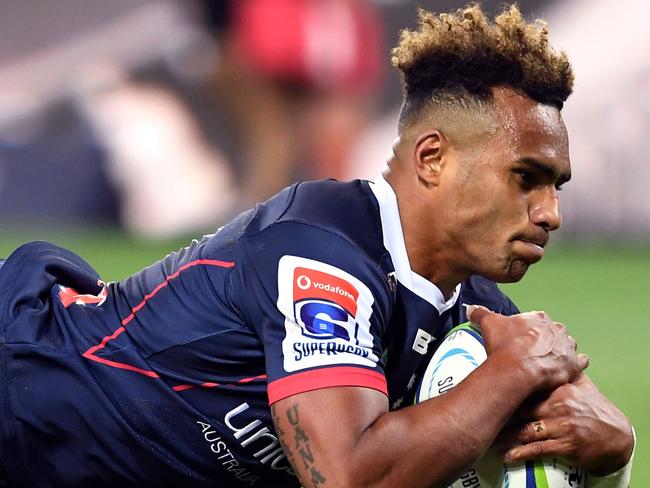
413;130;448;187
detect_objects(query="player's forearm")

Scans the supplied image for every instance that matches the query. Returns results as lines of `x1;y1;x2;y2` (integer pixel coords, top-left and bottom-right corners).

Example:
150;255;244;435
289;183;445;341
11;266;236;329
349;353;536;488
275;353;538;488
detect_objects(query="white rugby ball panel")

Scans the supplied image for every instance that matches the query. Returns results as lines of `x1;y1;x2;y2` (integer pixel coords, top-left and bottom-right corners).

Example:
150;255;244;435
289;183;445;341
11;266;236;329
416;324;486;403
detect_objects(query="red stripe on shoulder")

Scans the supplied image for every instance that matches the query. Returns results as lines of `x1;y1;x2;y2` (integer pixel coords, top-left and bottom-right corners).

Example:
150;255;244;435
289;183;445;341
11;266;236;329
267;366;387;405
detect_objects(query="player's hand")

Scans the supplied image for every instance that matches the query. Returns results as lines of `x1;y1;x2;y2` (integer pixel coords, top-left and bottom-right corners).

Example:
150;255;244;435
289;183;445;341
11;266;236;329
502;374;634;475
467;306;589;391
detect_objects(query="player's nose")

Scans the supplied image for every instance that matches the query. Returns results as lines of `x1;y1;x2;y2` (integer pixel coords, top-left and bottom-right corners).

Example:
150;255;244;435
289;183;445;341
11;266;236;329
529;189;561;232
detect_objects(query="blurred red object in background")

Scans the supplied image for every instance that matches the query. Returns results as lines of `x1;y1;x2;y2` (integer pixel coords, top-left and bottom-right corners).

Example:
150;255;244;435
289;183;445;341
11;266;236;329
232;0;382;93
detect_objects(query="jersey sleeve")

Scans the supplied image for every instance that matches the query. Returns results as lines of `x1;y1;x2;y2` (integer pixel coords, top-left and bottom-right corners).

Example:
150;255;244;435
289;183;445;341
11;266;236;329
234;221;392;405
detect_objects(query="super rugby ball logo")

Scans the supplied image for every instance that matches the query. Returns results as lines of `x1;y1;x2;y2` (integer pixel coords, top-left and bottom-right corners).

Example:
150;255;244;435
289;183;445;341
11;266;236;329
277;256;378;372
293;267;359;342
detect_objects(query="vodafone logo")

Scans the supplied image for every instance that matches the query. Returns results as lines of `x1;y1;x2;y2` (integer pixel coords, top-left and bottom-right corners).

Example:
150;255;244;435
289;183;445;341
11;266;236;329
293;265;359;317
295;274;355;301
296;275;311;290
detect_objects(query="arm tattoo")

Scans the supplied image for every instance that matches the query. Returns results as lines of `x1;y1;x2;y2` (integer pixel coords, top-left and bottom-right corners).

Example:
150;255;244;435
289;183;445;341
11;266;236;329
271;403;298;471
272;402;327;487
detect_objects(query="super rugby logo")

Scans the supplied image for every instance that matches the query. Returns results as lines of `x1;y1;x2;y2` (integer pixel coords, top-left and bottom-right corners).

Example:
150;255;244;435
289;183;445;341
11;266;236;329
277;255;377;372
293;267;359;342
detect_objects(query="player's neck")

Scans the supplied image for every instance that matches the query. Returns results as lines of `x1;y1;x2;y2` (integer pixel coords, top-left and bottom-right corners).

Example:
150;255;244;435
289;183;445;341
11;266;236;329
404;235;466;300
383;164;469;300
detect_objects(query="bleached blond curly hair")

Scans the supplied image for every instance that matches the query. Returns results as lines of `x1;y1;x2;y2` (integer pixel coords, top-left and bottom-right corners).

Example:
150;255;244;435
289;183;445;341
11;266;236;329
392;4;573;128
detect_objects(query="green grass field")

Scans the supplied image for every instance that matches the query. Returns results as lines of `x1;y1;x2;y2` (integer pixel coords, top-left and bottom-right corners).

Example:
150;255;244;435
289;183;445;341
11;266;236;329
1;230;647;484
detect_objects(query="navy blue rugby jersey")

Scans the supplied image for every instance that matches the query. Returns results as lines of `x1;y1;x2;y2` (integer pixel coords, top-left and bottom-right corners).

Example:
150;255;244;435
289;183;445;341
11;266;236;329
0;176;518;487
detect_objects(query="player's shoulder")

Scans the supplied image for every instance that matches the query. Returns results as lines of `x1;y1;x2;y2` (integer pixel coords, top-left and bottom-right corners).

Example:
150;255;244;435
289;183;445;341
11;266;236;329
254;178;377;231
236;178;385;261
222;179;394;317
459;275;519;316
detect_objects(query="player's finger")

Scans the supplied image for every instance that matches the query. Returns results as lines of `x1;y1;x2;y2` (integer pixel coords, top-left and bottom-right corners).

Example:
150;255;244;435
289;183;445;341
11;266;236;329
578;352;589;371
512;418;572;444
497;417;559;448
567;333;577;351
464;304;498;330
516;420;548;443
503;438;566;463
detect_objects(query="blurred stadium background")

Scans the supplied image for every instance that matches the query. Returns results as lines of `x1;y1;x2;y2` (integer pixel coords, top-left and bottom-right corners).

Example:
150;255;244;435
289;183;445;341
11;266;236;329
1;0;648;483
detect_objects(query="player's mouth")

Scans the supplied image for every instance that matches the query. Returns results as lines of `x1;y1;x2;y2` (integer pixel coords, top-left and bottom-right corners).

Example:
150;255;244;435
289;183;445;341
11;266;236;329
512;233;548;262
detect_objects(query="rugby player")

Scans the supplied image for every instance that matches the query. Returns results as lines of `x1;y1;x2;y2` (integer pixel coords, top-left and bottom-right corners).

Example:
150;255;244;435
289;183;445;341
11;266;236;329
0;5;634;487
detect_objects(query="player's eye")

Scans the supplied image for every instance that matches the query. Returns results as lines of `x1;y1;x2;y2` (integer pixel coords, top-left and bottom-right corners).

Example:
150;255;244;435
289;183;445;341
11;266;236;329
514;169;536;189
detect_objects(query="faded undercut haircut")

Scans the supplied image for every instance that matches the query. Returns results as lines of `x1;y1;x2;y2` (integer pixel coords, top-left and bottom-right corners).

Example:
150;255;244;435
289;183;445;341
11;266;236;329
392;4;574;131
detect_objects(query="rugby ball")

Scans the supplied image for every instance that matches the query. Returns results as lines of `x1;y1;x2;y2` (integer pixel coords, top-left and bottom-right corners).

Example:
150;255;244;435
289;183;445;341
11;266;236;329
416;323;586;488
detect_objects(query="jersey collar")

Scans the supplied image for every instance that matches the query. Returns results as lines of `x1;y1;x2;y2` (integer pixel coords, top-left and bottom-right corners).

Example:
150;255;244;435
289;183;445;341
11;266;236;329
369;173;461;314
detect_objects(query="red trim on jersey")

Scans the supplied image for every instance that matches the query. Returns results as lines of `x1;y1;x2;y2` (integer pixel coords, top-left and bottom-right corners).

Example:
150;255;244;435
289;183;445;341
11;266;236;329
267;366;387;405
82;350;161;378
82;259;235;379
82;326;160;377
121;259;235;326
172;373;267;392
